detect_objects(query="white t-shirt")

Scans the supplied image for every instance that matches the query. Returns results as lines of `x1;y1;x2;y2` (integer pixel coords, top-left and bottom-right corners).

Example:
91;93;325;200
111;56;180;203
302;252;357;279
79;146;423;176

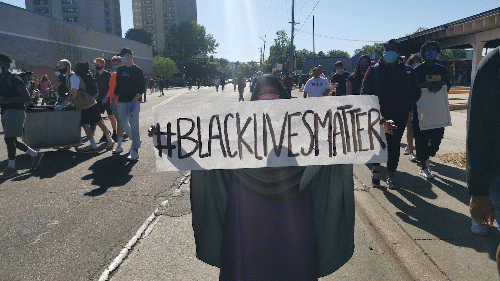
70;74;80;90
304;77;331;97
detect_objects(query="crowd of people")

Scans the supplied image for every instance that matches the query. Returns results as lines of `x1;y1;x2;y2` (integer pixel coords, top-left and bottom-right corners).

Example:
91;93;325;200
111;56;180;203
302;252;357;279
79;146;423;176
0;47;146;178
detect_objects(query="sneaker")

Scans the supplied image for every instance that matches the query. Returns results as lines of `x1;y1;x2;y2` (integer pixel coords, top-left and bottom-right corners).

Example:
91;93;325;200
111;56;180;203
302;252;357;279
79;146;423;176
112;132;118;142
426;159;432;172
30;152;44;170
80;145;98;153
404;147;410;155
387;177;398;189
113;146;123;154
419;168;434;179
371;172;381;186
127;148;139;160
1;167;18;178
106;140;115;150
471;219;488;236
409;153;417;162
98;135;107;143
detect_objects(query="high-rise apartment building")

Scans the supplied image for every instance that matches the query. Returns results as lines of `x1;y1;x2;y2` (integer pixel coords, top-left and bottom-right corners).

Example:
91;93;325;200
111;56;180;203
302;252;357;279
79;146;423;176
25;0;122;37
132;0;197;53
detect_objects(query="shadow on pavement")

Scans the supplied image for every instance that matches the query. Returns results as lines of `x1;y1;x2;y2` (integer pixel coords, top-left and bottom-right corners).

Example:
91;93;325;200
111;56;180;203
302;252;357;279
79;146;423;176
429;161;469;205
82;155;137;197
383;174;499;262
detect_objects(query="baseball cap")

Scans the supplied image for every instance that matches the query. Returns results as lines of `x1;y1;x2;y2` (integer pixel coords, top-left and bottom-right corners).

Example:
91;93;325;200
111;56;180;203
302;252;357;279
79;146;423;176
117;48;133;56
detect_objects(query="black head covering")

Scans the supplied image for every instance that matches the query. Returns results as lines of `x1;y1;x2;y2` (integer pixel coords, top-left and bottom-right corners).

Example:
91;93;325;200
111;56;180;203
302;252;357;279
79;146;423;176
251;74;291;101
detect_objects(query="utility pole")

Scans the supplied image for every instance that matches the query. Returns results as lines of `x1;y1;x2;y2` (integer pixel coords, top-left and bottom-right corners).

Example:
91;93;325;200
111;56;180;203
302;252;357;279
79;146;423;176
289;0;296;75
259;47;263;64
313;15;315;68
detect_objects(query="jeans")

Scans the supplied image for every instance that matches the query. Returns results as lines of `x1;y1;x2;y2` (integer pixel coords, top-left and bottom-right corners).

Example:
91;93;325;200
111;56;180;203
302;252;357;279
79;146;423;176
116;101;141;150
373;114;408;173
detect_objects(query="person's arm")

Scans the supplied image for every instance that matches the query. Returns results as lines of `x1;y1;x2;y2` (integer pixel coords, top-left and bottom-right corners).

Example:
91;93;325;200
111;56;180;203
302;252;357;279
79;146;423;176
132;68;144;102
408;68;422;107
106;72;117;99
359;66;374;96
346;80;353;95
63;75;80;106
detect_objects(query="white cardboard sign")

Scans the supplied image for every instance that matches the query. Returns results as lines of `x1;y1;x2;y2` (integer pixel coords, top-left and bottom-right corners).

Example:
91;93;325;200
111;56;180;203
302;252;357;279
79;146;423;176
416;86;452;130
152;95;388;171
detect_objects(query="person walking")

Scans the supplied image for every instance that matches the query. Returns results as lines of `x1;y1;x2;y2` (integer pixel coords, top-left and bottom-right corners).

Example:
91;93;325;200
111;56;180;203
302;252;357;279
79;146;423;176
330;61;350;96
103;56;126;154
237;75;246;101
158;78;165;97
412;42;451;179
94;57;118;142
404;54;423;163
55;60;115;153
0;54;44;178
220;77;226;92
466;47;500;251
360;39;421;189
283;74;294;98
114;48;144;160
303;67;331;98
346;55;370;95
214;76;220;92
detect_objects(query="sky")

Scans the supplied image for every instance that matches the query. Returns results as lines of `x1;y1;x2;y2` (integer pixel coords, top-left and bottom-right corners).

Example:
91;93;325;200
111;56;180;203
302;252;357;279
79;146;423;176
3;0;499;62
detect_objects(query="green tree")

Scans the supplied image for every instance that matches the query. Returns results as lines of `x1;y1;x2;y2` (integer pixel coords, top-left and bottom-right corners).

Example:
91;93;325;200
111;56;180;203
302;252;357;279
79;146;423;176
439;49;467;61
153;56;178;78
125;28;153;46
354;43;383;57
317;51;326;58
163;21;219;64
406;27;427;36
265;30;291;72
326;49;350;58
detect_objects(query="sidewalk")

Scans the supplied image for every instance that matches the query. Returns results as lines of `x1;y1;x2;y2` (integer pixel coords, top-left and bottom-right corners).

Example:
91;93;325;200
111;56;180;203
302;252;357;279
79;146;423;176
103;88;499;280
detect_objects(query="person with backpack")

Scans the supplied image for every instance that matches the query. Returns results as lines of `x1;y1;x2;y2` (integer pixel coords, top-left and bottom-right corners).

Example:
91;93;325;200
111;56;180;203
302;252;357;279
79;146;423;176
360;39;421;189
94;57;117;142
0;54;44;178
114;48;144;161
55;59;115;153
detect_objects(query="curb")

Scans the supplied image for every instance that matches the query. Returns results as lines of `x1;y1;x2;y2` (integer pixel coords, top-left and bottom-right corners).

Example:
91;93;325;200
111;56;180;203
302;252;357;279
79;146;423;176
353;176;450;281
98;172;191;281
449;103;468;111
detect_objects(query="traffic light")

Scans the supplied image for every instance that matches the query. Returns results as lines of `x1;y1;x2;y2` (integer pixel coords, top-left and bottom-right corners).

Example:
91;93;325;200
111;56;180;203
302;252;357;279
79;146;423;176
237;61;240;67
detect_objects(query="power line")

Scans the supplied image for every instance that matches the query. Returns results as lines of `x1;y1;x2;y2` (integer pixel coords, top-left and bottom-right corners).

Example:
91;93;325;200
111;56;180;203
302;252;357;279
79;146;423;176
295;0;320;33
296;30;385;43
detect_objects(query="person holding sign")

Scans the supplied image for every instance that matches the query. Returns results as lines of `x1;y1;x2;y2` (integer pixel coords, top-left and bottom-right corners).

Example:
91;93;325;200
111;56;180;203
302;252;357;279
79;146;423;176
303;67;332;98
360;39;421;189
188;74;355;280
412;41;451;179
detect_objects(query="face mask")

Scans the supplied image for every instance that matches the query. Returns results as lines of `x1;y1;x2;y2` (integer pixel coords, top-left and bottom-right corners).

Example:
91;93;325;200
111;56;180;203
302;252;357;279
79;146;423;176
383;51;399;64
120;57;128;64
336;68;342;74
96;66;103;71
113;66;119;71
425;49;438;60
59;68;67;75
411;63;421;69
55;71;60;76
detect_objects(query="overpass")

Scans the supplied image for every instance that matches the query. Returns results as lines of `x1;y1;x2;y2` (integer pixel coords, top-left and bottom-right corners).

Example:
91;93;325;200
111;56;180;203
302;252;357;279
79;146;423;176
397;7;500;78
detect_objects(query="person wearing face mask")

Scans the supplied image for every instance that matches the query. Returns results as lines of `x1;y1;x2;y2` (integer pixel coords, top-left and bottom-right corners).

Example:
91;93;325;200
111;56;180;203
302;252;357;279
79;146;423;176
94;57;117;142
103;56;126;154
360;39;421;189
404;54;423;163
114;48;145;161
412;42;451;180
330;61;350;96
0;54;44;178
346;55;370;95
179;74;355;280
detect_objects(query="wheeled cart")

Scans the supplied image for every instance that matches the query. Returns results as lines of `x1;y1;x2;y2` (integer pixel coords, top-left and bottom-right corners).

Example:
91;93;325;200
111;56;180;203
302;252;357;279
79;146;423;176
22;106;81;150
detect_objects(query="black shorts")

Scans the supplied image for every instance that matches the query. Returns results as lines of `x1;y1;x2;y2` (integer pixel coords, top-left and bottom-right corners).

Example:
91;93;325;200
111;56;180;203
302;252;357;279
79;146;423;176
81;104;102;126
97;100;113;115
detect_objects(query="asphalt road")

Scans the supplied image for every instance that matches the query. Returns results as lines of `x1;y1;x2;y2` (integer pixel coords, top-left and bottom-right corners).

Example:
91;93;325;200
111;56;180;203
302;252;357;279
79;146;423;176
0;86;235;281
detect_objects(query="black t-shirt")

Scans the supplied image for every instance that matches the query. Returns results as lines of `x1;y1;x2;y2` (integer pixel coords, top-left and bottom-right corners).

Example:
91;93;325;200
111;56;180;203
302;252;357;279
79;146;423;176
414;62;451;90
115;64;145;102
0;74;26;111
330;72;350;96
95;70;111;99
346;73;363;95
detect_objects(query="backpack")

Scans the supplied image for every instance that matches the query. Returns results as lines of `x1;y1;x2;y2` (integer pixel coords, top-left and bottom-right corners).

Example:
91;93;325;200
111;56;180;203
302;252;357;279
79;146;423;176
74;62;98;97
